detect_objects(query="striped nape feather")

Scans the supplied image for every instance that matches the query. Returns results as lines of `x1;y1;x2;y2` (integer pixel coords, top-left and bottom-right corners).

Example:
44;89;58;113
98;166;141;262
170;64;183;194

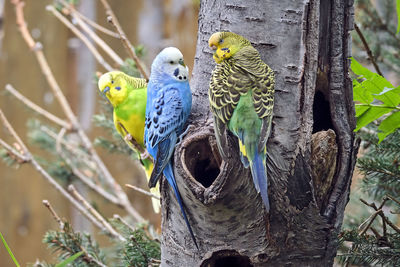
120;72;147;88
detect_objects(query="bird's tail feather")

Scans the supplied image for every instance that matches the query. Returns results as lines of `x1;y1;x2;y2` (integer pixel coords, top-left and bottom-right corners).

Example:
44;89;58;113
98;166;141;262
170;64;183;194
164;163;199;249
250;152;270;212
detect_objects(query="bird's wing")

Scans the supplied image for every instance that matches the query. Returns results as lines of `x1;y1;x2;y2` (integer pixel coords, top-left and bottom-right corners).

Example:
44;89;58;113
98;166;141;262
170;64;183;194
209;56;254;157
234;46;275;152
146;87;184;149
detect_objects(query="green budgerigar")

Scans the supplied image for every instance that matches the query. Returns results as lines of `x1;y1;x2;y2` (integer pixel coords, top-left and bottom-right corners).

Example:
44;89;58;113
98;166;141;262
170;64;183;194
98;71;160;213
208;32;275;212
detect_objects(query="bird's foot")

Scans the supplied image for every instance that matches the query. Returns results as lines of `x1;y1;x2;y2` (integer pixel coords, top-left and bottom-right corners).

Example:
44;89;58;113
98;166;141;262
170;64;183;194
140;150;150;160
124;133;133;142
177;125;193;145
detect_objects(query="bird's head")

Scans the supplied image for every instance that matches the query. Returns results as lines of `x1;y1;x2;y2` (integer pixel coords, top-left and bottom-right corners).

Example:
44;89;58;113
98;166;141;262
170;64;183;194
208;32;251;63
150;47;189;83
98;71;129;106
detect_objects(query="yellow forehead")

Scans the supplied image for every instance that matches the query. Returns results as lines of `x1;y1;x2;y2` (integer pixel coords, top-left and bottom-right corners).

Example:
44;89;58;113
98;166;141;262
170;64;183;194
208;32;223;47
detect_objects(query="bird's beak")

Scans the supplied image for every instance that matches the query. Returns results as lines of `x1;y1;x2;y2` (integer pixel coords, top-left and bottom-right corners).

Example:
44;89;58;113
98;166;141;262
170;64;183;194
210;44;217;50
179;60;186;67
102;86;110;94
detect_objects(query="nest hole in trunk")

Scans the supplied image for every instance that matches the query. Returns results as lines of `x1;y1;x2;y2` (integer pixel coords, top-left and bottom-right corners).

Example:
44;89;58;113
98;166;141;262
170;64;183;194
200;249;253;267
182;135;221;188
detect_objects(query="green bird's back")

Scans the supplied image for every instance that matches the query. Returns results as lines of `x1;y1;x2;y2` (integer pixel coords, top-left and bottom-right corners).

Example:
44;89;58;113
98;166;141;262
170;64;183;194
208;32;275;212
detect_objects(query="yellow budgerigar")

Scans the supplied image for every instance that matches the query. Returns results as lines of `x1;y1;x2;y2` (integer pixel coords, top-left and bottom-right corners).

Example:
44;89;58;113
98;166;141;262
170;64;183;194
98;71;160;213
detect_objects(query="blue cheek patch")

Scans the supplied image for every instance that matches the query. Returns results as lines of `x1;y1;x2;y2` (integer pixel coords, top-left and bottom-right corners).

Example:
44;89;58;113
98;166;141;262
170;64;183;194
221;47;229;51
173;68;179;77
115;86;121;91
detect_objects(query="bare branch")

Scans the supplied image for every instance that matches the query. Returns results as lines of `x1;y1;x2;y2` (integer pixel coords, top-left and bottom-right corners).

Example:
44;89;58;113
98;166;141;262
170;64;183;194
0;107;107;233
65;4;120;38
113;214;136;232
42;199;64;229
0;108;29;154
354;24;383;76
99;0;149;80
68;184;125;241
5;84;71;130
386;194;400;206
126;184;160;200
59;1;124;66
46;5;113;71
0;138;29;163
358;209;381;236
11;0;145;223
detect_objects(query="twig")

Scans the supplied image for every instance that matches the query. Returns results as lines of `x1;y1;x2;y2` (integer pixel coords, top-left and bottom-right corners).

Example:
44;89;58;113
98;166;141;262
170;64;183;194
40;125;93;165
0;108;106;233
354;23;383;76
125;184;160;200
46;5;113;71
0;108;28;154
99;0;149;80
379;211;400;234
42;199;64;229
5;84;71;130
12;0;145;223
113;214;136;232
358;209;381;236
53;128;121;205
59;1;124;66
12;0;78;128
0;138;29;163
117;122;145;154
386;194;400;206
68;185;125;241
58;146;121;206
359;198;400;234
65;4;120;38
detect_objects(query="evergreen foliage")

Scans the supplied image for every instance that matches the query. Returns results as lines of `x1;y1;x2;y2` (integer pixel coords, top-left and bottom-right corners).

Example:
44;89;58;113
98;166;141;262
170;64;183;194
338;2;400;265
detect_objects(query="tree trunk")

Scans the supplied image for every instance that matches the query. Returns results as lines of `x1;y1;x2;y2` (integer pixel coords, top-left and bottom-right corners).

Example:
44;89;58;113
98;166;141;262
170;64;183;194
161;0;358;266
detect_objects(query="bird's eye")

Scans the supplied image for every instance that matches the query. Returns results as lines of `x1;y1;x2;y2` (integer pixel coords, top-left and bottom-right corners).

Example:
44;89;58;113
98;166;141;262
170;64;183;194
111;80;114;84
169;60;174;64
219;39;224;44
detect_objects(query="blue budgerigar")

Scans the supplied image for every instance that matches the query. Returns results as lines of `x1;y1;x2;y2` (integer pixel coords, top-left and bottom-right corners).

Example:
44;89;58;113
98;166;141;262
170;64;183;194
144;47;197;248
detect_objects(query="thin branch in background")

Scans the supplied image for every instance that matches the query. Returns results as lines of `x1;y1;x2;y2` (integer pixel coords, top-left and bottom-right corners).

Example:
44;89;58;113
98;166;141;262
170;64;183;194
0;107;29;154
68;184;125;241
354;23;384;76
42;199;64;229
58;147;121;205
386;194;400;206
0;138;29;163
0;108;106;233
64;4;120;38
12;0;80;126
40;125;93;166
46;5;113;71
113;214;136;232
125;184;160;200
11;0;145;223
59;1;124;66
358;209;381;236
99;0;149;80
359;198;400;234
5;84;71;130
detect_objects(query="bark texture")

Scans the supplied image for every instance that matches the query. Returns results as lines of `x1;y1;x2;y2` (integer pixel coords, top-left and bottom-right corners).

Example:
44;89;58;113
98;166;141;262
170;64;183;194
161;0;358;266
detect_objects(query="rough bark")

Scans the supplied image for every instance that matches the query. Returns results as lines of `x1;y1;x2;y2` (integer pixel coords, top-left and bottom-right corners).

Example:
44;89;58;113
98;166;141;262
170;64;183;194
161;0;358;266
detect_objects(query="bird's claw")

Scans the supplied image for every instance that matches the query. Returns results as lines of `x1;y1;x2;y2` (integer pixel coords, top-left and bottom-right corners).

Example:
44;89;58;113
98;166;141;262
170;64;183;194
124;133;133;142
141;150;150;160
